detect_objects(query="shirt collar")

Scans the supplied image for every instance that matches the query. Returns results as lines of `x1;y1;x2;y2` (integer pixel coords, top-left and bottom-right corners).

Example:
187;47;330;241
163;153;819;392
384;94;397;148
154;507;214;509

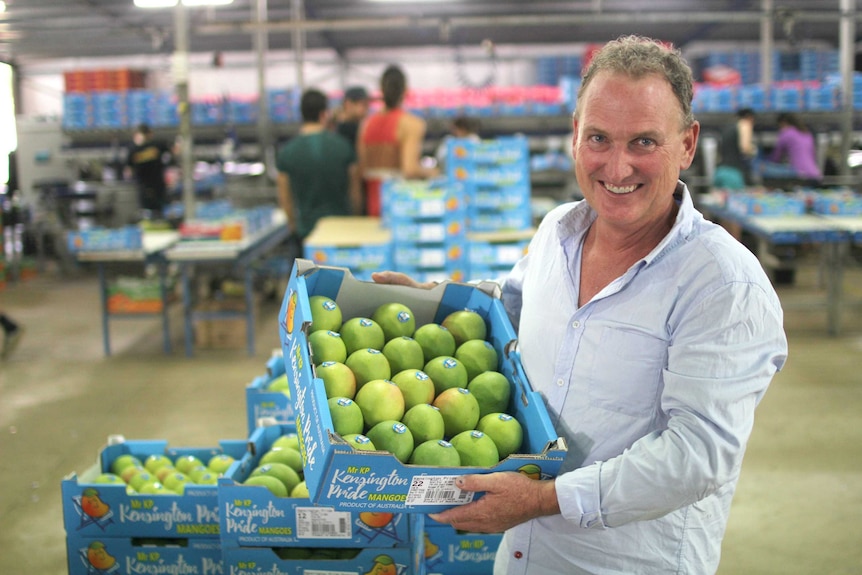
555;180;698;267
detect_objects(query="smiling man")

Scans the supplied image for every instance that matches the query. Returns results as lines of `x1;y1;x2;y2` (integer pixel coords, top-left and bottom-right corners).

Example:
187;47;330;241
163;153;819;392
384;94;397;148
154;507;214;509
373;35;788;574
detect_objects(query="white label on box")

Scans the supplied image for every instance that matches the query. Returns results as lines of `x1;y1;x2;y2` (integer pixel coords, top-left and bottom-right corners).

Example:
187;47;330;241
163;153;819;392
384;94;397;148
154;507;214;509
420;201;445;217
295;506;353;539
419;224;445;242
405;475;474;506
421;250;446;267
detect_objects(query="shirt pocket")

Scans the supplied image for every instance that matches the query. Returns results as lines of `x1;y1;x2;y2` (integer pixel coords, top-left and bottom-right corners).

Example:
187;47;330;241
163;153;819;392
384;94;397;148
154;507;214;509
587;325;667;417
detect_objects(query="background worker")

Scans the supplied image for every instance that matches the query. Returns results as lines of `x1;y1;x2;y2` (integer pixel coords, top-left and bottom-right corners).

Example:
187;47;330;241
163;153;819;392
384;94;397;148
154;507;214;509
127;123;172;220
753;112;823;183
275;89;361;254
714;107;756;189
0;310;24;359
357;64;439;217
336;86;371;151
373;35;787;574
435;115;482;168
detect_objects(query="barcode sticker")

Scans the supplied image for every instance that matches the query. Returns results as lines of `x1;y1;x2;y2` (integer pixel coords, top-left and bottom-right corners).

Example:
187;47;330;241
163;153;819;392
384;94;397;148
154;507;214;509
405;475;474;506
295;507;352;539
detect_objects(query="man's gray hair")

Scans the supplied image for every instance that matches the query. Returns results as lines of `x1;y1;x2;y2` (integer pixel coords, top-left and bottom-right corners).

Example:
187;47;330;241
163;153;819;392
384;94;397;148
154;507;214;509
576;35;696;129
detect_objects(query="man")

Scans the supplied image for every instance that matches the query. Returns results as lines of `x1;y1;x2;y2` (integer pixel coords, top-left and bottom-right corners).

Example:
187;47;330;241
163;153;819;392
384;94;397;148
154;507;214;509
127;123;171;219
357;65;438;217
374;36;787;574
276;88;361;250
336;85;370;150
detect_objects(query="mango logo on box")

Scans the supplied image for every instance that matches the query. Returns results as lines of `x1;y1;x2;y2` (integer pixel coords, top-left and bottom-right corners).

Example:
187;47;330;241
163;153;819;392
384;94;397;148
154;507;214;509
85;540;117;572
312;250;328;263
453;145;469;158
447;221;462;235
284;291;298;334
364;554;397;575
445;197;461;211
454;167;469;180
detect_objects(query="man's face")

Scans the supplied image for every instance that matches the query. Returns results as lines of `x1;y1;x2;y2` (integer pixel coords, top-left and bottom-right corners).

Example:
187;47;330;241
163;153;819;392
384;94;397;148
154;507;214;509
345;99;369;120
573;71;699;233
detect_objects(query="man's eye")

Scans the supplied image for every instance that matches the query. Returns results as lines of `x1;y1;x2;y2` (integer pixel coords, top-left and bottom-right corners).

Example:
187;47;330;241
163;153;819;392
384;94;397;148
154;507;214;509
589;135;606;144
637;138;655;147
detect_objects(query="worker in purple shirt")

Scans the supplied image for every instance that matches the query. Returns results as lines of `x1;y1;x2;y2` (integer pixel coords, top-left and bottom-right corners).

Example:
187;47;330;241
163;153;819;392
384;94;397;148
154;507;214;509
754;112;822;182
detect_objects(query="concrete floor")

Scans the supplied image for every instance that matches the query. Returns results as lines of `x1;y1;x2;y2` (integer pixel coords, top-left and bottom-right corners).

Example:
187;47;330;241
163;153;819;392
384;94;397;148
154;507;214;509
1;257;861;575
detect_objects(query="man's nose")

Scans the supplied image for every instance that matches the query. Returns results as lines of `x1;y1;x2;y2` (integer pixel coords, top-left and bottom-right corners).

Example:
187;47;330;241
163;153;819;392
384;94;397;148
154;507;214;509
603;145;634;181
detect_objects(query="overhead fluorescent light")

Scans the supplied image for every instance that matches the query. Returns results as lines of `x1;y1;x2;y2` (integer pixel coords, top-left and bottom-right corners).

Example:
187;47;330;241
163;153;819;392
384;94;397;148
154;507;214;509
134;0;177;7
134;0;234;7
183;0;234;5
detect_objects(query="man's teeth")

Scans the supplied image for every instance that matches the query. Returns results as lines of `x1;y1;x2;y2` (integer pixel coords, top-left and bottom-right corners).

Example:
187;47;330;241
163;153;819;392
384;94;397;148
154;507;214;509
605;183;637;194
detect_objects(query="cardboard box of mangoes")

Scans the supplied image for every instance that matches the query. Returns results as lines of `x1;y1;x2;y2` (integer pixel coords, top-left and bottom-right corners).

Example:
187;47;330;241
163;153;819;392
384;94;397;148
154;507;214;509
66;533;222;575
424;516;503;575
245;372;296;434
218;423;418;549
61;436;247;538
221;528;424;575
278;259;567;514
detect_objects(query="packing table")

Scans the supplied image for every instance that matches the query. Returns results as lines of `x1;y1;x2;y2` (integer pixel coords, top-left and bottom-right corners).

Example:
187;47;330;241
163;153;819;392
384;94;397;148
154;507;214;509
75;230;180;356
699;195;860;335
165;212;290;357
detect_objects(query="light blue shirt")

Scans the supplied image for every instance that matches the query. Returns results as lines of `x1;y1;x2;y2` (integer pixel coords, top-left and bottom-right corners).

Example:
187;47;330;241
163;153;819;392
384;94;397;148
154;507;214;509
495;183;788;574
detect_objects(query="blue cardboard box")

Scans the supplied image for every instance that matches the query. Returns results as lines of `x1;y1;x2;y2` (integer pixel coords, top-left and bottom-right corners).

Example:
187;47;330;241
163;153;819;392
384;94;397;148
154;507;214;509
221;526;425;575
392;241;468;271
812;191;862;215
246;373;296;433
278;260;566;513
389;215;467;245
62;437;247;538
424;520;502;575
467;230;534;266
303;216;393;281
67;226;143;253
66;534;221;575
382;179;467;224
219;424;416;548
727;192;806;217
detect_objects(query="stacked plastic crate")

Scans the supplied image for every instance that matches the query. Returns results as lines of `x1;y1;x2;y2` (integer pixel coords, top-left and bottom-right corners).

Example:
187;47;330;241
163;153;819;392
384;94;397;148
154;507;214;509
445;136;534;281
383;178;470;283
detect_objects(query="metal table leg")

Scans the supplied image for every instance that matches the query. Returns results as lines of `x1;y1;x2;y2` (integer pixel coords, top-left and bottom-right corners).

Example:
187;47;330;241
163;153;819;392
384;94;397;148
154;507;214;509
824;242;845;336
182;264;194;357
158;262;172;354
244;265;255;357
98;263;111;356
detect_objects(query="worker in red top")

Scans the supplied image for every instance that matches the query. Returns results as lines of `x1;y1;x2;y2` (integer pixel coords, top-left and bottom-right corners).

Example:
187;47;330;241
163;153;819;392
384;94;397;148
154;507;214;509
357;65;439;216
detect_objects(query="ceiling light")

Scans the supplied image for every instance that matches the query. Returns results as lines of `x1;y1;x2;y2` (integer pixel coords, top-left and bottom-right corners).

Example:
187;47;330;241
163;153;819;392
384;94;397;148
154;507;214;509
134;0;234;7
134;0;177;7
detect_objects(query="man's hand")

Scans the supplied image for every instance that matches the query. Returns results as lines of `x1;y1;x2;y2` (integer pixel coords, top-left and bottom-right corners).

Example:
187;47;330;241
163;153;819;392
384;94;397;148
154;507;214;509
371;271;437;290
428;472;559;533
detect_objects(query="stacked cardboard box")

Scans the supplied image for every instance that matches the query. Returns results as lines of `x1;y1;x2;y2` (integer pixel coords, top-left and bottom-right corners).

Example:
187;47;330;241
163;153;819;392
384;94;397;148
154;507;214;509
383;178;470;283
303;216;393;281
61;438;247;575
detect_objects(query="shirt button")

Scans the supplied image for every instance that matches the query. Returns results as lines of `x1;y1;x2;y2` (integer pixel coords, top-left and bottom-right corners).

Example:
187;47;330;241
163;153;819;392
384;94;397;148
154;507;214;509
572;320;580;328
514;551;523;559
556;378;564;387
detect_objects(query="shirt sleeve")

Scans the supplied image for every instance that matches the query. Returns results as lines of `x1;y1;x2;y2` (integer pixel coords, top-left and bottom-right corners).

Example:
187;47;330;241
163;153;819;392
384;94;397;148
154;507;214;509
769;130;790;163
555;280;787;529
